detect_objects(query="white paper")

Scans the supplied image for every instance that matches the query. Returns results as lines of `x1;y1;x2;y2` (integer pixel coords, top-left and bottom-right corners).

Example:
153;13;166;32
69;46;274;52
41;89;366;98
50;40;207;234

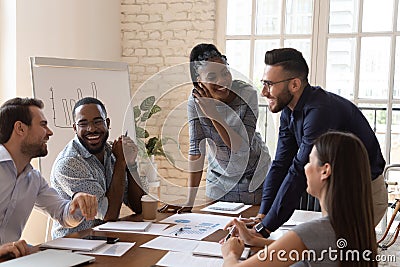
92;223;169;235
160;213;232;230
140;236;249;259
77;242;135;257
201;204;252;215
282;210;322;228
140;236;199;252
157;251;224;267
192;241;250;259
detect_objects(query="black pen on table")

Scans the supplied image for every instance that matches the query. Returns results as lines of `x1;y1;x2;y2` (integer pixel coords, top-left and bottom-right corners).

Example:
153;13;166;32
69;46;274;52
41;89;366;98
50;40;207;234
224;215;242;242
174;227;183;236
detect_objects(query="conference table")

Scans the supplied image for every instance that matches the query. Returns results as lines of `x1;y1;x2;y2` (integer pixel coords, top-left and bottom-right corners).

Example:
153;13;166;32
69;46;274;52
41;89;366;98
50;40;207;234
65;205;261;266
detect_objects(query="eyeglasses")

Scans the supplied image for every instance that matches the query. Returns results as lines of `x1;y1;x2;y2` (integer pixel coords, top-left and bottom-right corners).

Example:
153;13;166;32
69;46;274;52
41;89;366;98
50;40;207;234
75;118;106;129
260;77;297;92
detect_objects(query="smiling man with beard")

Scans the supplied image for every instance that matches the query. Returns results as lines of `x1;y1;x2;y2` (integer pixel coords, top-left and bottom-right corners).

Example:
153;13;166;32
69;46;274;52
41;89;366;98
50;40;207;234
0;97;97;257
250;48;387;239
50;97;144;238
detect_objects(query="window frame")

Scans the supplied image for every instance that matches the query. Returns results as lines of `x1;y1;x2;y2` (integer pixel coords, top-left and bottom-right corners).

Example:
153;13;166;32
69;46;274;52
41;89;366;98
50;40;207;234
217;0;400;164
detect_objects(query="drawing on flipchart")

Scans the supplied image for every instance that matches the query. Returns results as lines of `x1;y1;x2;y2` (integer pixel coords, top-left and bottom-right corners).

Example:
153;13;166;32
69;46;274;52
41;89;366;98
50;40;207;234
49;82;98;128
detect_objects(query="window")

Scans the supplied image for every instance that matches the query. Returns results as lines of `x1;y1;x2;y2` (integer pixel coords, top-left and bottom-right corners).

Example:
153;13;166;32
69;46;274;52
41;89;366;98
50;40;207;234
218;0;400;168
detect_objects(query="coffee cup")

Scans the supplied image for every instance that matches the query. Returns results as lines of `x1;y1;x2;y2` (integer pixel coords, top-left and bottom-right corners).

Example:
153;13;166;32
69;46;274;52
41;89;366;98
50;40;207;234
141;194;158;221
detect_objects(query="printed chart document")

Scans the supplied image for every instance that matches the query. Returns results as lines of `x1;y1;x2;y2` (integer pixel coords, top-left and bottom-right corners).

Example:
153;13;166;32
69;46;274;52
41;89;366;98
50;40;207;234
156;251;223;267
39;237;106;252
0;249;95;267
160;213;232;230
77;242;135;257
201;202;252;215
93;223;169;235
160;224;219;240
97;221;152;232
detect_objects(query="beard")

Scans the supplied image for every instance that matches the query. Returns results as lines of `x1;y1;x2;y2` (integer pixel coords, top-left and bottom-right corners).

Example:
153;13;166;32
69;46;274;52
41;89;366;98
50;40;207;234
78;131;109;155
21;139;48;158
268;86;294;113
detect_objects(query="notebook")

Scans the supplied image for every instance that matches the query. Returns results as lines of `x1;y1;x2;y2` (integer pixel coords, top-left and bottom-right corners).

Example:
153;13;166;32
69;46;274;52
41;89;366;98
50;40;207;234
207;201;245;211
0;249;95;267
192;241;250;260
97;221;152;232
39;237;107;252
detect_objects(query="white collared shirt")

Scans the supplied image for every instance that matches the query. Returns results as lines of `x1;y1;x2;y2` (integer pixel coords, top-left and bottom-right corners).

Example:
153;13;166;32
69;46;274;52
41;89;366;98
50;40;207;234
0;145;82;244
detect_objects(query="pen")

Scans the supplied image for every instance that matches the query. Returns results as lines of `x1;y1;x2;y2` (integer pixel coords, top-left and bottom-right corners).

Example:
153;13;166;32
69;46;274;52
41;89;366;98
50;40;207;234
174;227;183;236
224;215;241;242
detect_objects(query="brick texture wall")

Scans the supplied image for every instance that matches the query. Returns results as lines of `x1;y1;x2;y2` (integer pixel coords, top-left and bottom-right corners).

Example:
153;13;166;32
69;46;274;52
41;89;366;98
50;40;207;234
121;0;217;204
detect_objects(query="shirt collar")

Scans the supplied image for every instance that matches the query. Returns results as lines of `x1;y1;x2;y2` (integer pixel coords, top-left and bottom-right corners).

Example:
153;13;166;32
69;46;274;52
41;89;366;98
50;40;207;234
0;144;33;173
0;144;13;163
293;84;312;112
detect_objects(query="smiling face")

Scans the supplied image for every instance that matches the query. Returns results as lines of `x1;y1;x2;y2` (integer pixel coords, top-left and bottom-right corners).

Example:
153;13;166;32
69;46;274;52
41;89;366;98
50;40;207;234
196;57;233;102
21;106;53;158
261;65;294;113
73;103;109;156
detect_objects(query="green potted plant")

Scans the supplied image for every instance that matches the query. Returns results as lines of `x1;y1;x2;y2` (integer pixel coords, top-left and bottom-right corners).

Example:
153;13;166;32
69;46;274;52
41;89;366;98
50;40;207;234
134;96;176;165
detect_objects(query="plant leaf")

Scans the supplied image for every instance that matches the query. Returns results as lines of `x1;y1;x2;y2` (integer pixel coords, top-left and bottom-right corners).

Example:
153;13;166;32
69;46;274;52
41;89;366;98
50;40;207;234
141;111;151;121
140;96;155;111
133;106;141;119
150;105;162;115
136;138;148;158
136;126;149;138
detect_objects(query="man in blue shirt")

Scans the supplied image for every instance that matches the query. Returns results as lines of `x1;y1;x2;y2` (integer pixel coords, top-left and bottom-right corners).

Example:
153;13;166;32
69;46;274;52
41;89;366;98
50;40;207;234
51;97;144;238
253;48;387;238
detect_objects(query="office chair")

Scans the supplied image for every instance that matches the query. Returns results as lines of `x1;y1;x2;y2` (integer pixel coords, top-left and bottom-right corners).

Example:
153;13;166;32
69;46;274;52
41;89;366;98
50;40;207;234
298;191;321;212
377;198;400;249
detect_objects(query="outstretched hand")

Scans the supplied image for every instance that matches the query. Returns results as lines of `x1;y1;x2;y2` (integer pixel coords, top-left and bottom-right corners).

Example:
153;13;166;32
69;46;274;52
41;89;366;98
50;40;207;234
70;192;98;220
157;203;192;214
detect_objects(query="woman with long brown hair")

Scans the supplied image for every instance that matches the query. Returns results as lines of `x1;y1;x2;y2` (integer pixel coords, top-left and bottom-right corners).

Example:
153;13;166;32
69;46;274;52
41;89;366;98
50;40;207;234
222;131;377;266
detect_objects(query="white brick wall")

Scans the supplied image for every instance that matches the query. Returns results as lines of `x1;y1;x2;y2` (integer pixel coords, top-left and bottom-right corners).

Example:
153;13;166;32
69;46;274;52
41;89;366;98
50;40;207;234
121;0;216;203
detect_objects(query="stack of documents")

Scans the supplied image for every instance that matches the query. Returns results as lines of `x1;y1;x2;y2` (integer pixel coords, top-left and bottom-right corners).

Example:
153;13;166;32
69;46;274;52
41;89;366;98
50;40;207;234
97;221;152;232
207;201;245;211
201;201;252;214
39;238;106;252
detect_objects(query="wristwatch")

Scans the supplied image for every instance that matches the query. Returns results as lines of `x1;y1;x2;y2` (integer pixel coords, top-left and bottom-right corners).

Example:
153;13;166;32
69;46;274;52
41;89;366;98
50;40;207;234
254;222;270;238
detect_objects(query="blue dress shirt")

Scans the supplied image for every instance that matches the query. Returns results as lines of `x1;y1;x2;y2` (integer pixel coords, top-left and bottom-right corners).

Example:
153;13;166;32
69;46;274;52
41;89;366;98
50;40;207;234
259;85;385;232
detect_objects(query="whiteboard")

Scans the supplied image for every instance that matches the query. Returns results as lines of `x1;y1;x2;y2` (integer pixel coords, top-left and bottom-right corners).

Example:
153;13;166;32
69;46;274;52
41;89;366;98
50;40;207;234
30;57;136;182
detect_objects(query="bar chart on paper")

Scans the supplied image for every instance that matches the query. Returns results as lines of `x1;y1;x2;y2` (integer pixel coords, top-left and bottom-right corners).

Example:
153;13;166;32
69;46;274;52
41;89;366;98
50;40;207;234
160;213;233;240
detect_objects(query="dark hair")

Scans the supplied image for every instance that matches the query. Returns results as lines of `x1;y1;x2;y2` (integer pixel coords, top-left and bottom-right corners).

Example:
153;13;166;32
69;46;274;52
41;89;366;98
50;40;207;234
314;131;377;267
0;97;44;144
264;48;309;82
72;97;107;120
189;43;228;88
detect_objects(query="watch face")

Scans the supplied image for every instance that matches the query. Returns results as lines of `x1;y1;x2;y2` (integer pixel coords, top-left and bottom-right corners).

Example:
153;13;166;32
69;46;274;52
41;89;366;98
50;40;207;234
255;223;263;232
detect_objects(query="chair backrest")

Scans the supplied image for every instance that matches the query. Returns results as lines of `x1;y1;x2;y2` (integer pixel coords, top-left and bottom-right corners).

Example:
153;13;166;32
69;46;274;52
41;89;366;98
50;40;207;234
298;191;321;211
